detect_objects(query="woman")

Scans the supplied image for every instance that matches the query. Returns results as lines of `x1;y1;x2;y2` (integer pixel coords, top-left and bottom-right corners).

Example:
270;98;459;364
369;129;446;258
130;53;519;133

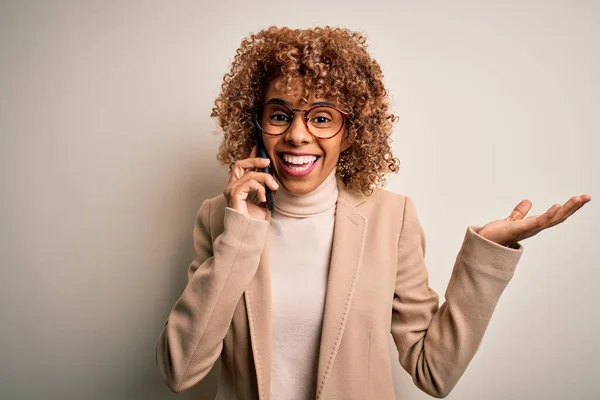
156;26;590;399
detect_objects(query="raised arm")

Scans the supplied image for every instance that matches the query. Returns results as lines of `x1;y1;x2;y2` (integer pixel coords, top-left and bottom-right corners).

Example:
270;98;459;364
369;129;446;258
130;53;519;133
391;196;523;398
156;198;268;393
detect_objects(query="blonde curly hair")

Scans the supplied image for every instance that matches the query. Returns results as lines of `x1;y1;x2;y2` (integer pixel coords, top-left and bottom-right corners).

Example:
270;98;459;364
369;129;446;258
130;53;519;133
211;25;400;194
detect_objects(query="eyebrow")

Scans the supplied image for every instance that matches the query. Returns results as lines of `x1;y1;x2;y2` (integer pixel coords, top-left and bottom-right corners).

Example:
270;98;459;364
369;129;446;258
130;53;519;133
265;98;336;108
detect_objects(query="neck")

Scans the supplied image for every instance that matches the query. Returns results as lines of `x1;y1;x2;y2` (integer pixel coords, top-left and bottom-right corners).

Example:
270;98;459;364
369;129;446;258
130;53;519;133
273;169;339;218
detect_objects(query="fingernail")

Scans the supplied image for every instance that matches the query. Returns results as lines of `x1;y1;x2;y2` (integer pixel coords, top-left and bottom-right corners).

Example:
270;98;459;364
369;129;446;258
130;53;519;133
272;180;279;189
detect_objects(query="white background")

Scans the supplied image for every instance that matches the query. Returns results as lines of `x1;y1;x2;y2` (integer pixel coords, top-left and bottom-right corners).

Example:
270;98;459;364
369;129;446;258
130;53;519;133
1;0;598;399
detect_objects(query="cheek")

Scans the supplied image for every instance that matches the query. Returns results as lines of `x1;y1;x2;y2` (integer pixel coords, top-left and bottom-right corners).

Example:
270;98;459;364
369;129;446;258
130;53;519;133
262;136;282;176
262;136;279;157
321;139;344;163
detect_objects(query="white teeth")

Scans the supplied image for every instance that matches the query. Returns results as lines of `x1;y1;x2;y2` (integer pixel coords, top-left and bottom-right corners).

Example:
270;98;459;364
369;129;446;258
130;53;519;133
282;154;317;165
289;164;312;172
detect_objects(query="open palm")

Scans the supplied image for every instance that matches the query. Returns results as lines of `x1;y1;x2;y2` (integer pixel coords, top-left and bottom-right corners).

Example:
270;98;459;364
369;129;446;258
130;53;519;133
478;194;592;247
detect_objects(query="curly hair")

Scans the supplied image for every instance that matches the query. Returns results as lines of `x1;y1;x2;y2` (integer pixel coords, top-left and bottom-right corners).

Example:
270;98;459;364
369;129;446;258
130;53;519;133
211;26;400;194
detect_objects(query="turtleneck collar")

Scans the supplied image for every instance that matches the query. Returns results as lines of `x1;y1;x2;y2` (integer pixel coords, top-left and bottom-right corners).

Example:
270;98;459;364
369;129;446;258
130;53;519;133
273;168;339;218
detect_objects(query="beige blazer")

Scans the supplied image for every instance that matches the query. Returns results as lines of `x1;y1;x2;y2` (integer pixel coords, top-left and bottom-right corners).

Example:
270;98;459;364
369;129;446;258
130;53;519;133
156;176;523;399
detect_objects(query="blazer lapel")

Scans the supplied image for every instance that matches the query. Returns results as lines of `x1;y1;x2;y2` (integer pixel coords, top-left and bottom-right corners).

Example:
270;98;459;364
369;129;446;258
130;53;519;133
315;177;368;399
244;209;273;400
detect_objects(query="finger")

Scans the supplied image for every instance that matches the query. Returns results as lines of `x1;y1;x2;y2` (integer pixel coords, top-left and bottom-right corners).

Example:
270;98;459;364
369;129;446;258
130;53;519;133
507;200;532;221
231;171;279;191
547;195;589;226
226;178;267;204
519;204;561;236
249;145;258;159
228;158;271;184
229;162;244;182
582;193;592;202
235;157;271;171
244;179;267;203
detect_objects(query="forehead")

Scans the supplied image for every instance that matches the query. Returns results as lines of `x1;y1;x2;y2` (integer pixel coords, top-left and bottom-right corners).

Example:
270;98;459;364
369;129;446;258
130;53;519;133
263;77;329;106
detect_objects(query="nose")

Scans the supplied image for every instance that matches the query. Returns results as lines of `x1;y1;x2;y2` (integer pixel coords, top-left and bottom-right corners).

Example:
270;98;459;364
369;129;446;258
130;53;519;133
284;112;313;146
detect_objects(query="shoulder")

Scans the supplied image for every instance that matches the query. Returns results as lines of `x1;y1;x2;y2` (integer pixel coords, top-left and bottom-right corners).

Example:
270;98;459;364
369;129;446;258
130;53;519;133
347;187;421;249
336;173;417;221
368;187;408;205
356;187;413;219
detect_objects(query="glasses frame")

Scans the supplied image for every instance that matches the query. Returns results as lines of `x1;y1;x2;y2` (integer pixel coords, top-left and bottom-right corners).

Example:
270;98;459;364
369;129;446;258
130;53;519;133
253;100;353;140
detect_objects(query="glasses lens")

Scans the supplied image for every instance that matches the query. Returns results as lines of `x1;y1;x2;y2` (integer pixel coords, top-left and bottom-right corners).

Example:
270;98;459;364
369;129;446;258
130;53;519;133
257;103;292;135
306;106;343;138
256;103;345;138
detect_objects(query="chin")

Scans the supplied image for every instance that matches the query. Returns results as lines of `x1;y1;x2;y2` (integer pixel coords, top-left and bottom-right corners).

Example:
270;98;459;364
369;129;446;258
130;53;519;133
280;179;319;195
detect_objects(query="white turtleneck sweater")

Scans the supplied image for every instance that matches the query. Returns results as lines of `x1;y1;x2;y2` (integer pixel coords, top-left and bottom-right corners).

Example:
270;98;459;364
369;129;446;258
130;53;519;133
268;168;338;399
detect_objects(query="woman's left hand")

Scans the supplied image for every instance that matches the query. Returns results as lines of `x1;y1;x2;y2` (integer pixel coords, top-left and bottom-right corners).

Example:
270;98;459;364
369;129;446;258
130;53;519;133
477;194;592;247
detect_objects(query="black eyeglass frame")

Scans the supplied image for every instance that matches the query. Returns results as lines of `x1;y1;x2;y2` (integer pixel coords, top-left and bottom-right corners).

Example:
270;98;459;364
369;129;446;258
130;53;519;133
253;100;353;140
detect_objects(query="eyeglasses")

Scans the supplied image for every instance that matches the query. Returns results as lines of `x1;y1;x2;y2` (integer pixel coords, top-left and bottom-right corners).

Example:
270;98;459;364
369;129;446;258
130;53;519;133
254;100;352;140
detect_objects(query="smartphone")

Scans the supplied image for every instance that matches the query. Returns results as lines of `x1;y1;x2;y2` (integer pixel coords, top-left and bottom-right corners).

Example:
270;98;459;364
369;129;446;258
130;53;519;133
255;126;275;212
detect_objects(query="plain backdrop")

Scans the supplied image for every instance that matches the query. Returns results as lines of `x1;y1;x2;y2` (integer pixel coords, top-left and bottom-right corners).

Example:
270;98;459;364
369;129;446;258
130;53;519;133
1;0;598;399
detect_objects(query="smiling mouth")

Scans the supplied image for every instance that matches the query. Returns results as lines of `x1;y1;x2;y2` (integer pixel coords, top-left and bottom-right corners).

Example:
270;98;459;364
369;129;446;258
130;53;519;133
277;153;321;175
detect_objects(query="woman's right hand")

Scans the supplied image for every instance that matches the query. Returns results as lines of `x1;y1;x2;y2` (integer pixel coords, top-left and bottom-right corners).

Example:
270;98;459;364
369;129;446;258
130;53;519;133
224;145;279;221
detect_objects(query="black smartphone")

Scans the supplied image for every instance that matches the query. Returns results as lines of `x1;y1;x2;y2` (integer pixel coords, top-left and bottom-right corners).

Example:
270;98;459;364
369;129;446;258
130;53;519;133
255;126;275;212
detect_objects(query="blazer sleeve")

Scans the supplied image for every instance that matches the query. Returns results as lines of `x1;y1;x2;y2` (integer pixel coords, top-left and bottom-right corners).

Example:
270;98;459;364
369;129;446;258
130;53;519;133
156;198;269;393
391;196;523;398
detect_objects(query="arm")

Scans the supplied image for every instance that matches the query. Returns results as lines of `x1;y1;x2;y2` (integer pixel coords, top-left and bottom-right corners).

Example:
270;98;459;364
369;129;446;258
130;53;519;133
156;198;268;393
391;196;523;398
